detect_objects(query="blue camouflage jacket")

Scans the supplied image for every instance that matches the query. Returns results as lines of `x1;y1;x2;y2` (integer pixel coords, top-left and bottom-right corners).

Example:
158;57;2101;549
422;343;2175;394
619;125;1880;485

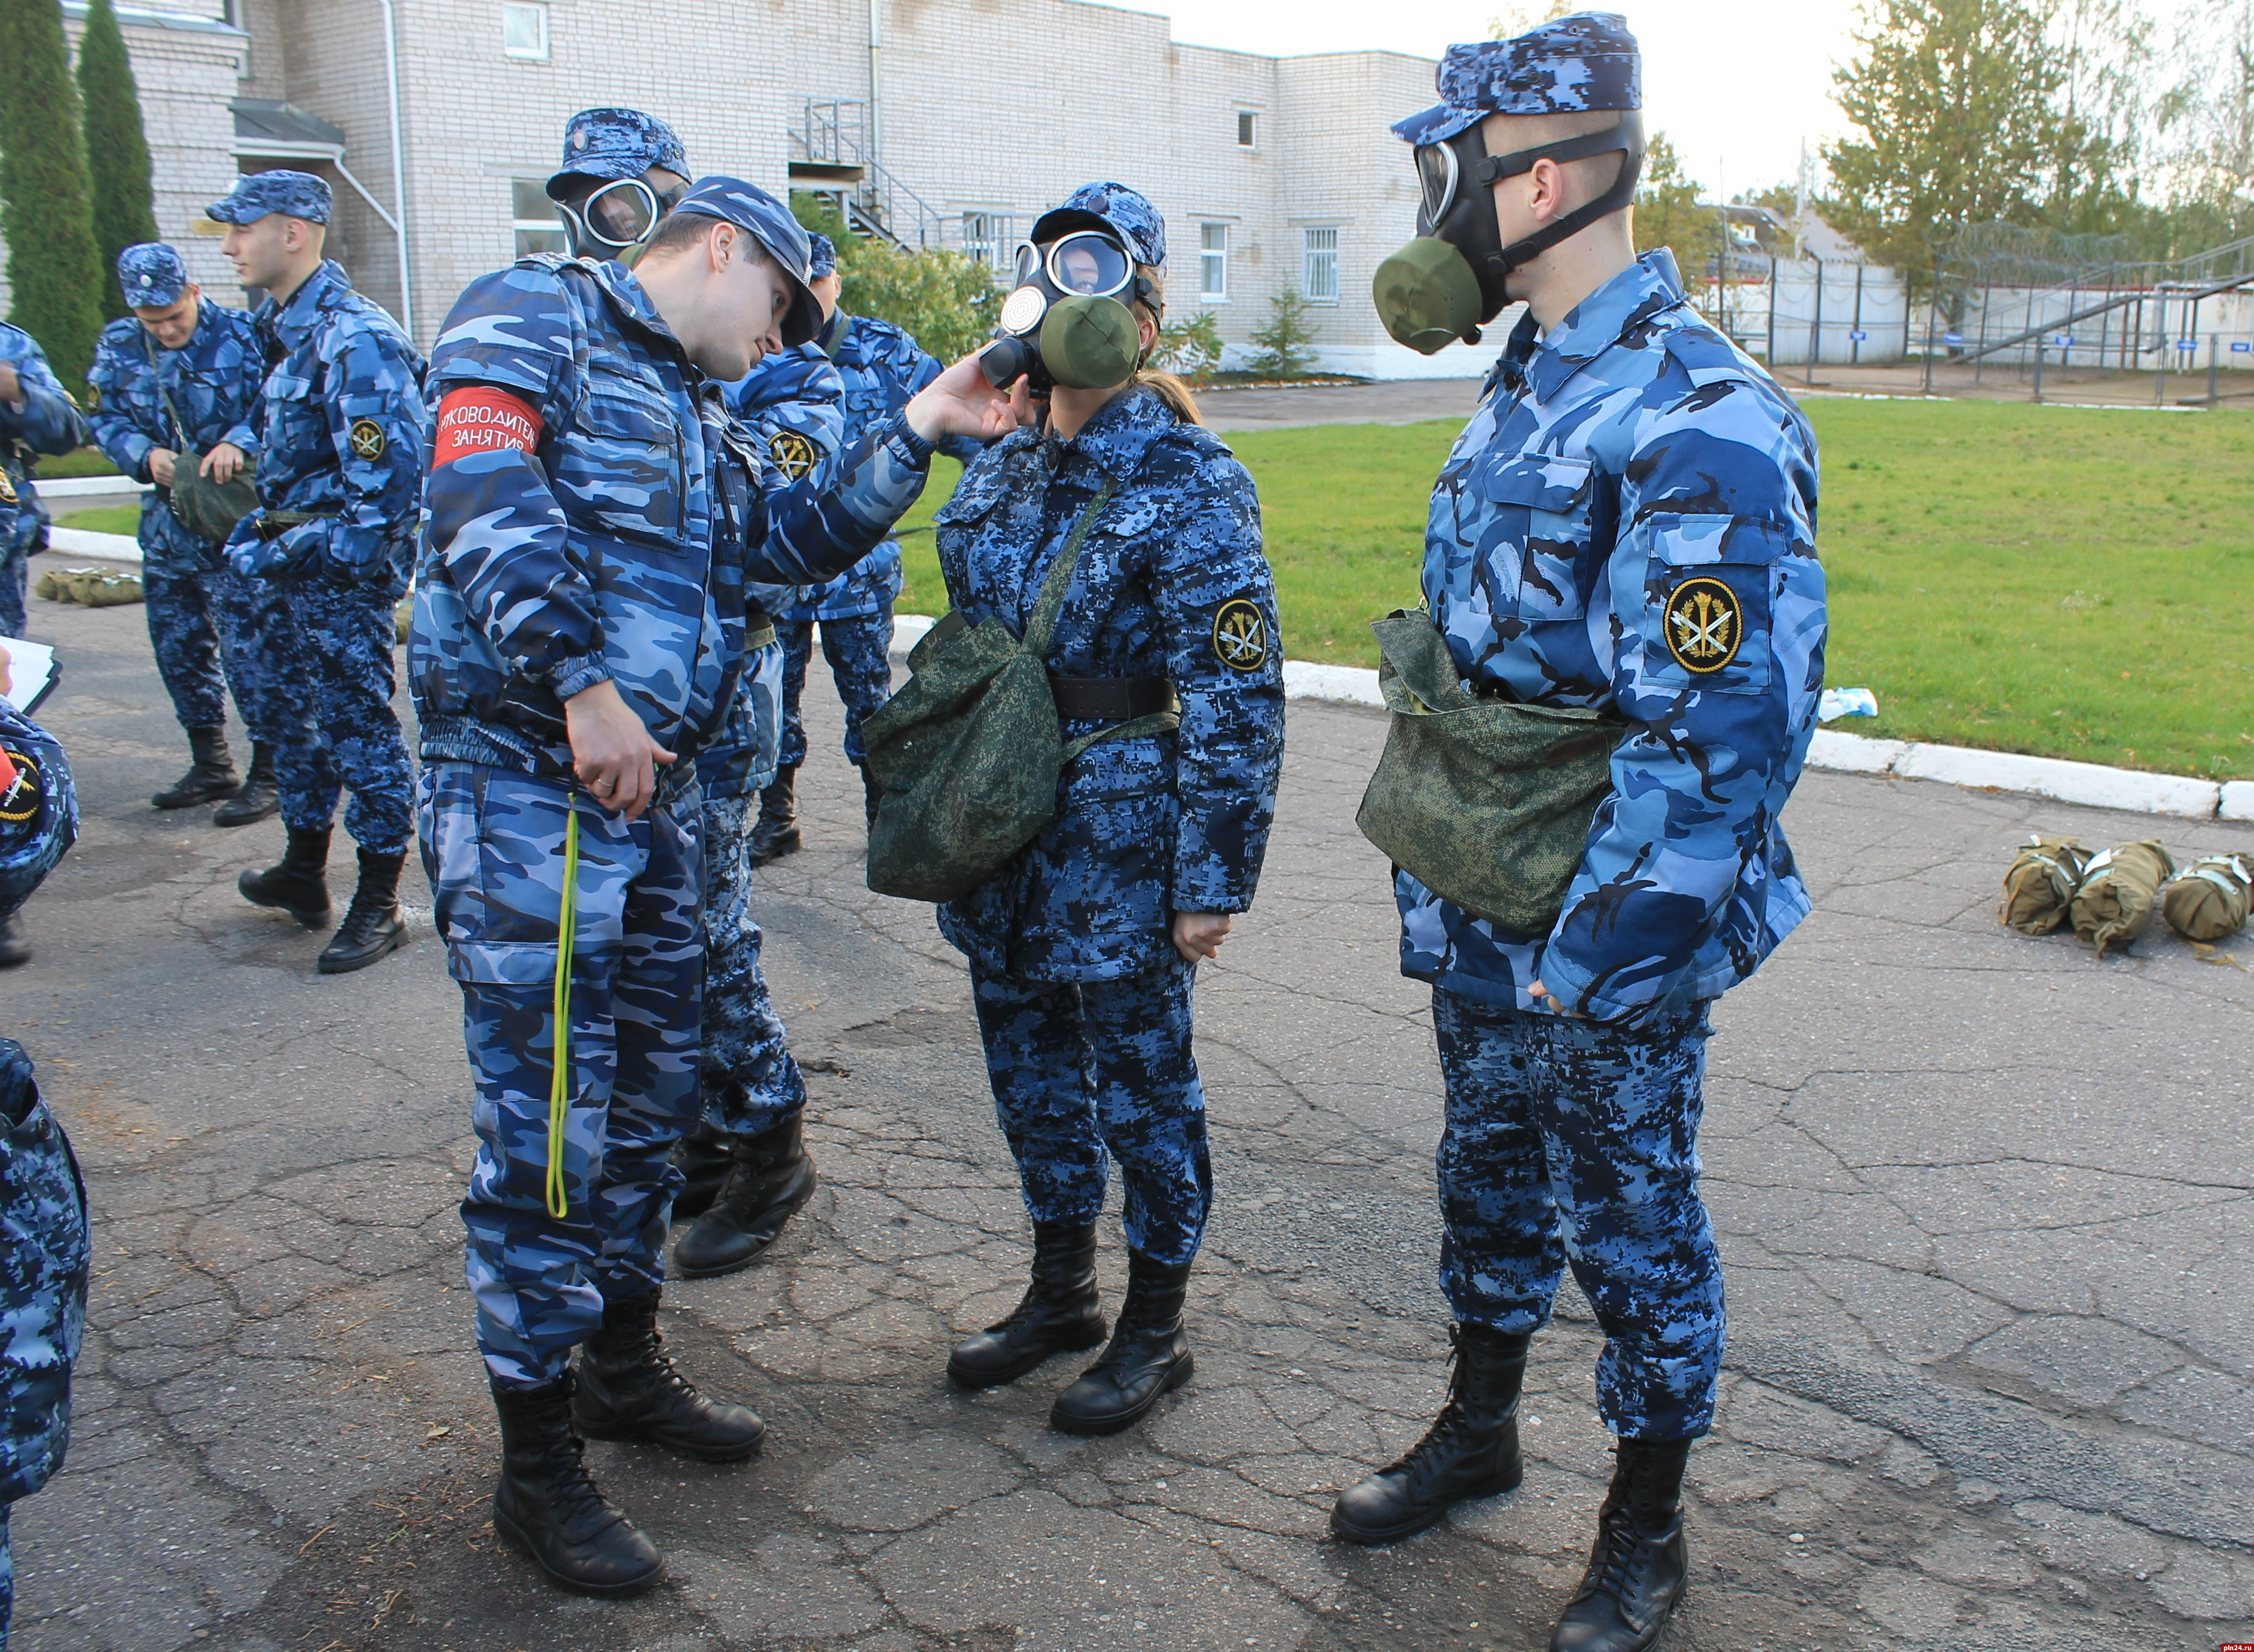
933;387;1285;982
87;303;265;573
414;255;934;786
0;1037;88;1507
0;325;93;566
697;341;850;799
1401;251;1827;1022
224;259;429;596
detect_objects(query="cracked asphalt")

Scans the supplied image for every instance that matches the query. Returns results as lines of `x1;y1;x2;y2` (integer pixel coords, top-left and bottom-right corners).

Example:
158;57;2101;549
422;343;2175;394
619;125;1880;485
9;591;2253;1652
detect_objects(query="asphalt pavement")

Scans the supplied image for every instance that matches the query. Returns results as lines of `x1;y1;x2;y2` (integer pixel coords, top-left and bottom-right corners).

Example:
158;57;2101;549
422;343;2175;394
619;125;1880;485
10;589;2253;1652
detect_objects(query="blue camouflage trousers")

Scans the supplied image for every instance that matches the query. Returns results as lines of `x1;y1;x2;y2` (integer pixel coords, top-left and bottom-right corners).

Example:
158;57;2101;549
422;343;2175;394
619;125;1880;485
699;792;805;1138
142;560;281;738
970;955;1211;1266
268;580;413;855
1431;988;1724;1441
419;763;705;1388
776;609;894;771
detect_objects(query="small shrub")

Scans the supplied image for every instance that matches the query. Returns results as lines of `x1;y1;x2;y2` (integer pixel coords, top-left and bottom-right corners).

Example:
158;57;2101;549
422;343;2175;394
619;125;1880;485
1247;287;1318;376
1152;310;1223;380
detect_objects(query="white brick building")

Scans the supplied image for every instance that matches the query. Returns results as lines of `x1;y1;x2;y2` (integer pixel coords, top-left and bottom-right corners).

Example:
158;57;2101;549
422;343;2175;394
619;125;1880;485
9;0;1512;380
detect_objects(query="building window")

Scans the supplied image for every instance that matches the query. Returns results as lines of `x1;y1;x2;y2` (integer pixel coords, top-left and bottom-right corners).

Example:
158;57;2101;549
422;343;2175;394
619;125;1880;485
961;212;1003;271
511;180;565;257
502;2;549;60
1236;111;1257;149
1199;224;1229;300
1302;227;1339;303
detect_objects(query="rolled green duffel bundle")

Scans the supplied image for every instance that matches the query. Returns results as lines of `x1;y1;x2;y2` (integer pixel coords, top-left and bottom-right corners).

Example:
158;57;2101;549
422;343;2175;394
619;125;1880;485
79;570;145;607
1355;609;1623;935
2069;839;2176;957
2161;853;2252;943
1998;835;2095;935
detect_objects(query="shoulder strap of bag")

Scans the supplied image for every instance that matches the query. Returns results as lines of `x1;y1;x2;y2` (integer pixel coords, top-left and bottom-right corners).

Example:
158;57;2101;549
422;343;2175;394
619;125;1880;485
1022;477;1116;658
140;328;188;451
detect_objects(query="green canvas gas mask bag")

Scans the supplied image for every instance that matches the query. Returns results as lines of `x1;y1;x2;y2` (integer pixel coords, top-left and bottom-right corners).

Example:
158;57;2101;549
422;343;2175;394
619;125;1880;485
2161;853;2251;943
2070;839;2176;957
1998;835;2095;935
862;479;1179;904
1355;609;1623;935
141;330;258;546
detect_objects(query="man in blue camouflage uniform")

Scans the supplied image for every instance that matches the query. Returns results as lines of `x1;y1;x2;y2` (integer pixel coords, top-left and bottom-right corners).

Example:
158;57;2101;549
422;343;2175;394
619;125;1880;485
0;328;88;648
414;173;1010;1597
88;243;285;825
1330;22;1826;1652
0;702;87;1650
211;170;429;976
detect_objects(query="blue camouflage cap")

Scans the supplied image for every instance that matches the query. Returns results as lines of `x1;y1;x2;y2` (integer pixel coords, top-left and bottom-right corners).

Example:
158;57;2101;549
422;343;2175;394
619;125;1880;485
207;168;332;225
1391;13;1641;146
118;242;191;307
1031;182;1166;270
0;707;77;923
668;176;821;346
548;106;689;195
807;232;838;280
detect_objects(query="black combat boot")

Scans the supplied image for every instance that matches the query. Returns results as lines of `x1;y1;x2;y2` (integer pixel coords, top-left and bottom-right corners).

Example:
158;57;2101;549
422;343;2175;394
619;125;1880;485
746;764;801;866
238;823;332;927
490;1372;666;1598
1550;1437;1693;1652
152;725;239;810
1049;1249;1193;1434
317;848;409;973
1330;1323;1529;1544
213;741;279;826
570;1288;766;1461
669;1119;733;1222
946;1219;1107;1388
0;912;29;969
672;1115;818;1278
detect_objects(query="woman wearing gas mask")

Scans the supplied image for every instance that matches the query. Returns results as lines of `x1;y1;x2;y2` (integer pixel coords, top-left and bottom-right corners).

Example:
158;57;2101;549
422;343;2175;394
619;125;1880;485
930;183;1284;1435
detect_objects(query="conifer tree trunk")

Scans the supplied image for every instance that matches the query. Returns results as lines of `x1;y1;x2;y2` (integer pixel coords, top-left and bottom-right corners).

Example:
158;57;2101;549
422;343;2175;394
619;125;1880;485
78;0;160;322
0;0;107;390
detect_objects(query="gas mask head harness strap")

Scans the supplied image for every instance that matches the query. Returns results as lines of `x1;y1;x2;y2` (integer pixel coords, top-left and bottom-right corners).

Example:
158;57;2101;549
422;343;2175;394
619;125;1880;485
1378;109;1644;355
982;227;1162;393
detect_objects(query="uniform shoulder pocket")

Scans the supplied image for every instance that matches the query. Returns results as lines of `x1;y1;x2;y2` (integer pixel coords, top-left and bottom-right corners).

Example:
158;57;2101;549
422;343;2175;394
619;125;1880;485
552;371;683;541
1469;452;1598;621
1638;514;1789;695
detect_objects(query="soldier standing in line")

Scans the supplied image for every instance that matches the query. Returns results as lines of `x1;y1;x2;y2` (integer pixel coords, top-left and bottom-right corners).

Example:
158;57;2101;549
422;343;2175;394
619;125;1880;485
1331;19;1827;1652
0;325;91;969
414;175;1008;1596
212;170;431;975
87;243;284;826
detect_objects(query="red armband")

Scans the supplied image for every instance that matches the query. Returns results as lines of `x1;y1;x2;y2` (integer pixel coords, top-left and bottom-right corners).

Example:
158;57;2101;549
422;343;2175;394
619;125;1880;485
434;386;543;466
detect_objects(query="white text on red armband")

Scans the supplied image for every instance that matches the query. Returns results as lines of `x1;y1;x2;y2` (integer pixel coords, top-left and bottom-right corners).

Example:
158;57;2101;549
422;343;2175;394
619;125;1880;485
434;387;543;466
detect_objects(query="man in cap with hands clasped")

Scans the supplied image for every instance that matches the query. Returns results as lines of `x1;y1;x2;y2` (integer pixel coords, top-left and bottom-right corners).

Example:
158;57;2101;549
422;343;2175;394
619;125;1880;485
1334;17;1827;1652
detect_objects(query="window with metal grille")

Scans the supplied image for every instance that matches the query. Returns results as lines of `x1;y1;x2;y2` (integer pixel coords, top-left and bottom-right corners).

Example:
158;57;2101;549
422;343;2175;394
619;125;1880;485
1303;227;1339;303
511;180;564;258
1200;224;1229;300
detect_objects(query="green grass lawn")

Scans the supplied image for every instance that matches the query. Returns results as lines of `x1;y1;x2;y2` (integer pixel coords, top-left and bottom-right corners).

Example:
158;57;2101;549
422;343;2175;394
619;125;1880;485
896;399;2254;780
39;447;120;479
55;504;142;536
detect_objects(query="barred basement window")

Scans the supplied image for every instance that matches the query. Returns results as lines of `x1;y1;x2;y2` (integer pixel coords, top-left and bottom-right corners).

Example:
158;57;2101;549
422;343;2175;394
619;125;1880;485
1199;224;1229;300
1303;227;1339;303
502;2;549;60
511;181;565;257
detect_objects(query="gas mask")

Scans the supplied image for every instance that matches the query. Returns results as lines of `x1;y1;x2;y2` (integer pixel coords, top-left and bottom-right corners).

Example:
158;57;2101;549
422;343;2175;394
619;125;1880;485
551;174;688;264
981;231;1157;393
1373;111;1644;353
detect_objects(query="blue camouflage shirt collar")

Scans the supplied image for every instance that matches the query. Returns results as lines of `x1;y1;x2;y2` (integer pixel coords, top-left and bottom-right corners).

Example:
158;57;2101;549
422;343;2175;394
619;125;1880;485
584;256;692;359
1049;384;1173;482
1505;248;1687;401
262;258;355;351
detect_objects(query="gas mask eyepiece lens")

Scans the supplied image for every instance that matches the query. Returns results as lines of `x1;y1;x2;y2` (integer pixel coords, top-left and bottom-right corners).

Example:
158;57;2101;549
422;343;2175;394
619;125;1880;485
1010;242;1042;285
1043;232;1133;298
1415;143;1459;227
583;178;662;248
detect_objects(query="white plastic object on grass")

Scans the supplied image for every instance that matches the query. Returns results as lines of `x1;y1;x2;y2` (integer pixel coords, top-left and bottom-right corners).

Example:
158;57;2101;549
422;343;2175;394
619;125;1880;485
1817;686;1878;722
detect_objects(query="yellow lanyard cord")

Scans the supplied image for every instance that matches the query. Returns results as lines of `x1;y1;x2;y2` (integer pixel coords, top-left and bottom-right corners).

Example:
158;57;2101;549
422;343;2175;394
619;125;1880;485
544;797;581;1220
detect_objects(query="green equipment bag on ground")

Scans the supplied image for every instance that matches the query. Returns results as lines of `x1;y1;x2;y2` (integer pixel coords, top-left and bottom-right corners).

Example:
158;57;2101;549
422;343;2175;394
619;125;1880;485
142;330;258;546
862;479;1179;904
2161;853;2252;943
35;566;142;607
2070;839;2175;957
1354;609;1623;935
1998;835;2096;935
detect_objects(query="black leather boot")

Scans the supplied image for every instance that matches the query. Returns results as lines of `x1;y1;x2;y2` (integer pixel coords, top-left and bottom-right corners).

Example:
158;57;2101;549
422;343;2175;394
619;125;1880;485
1049;1249;1193;1434
1331;1323;1529;1544
238;823;332;927
153;725;238;811
213;741;279;826
570;1288;766;1461
669;1119;733;1222
672;1115;817;1278
946;1219;1107;1388
317;848;409;973
0;912;29;969
1550;1437;1693;1652
746;764;801;866
490;1372;665;1598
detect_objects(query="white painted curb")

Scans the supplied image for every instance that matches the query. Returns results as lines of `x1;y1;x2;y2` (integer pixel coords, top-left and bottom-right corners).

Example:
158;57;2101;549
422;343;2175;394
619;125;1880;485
45;527;142;565
39;476;148;499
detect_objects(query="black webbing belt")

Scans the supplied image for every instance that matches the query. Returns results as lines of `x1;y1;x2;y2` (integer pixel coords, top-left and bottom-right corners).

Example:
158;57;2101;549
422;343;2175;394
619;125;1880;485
1048;673;1177;723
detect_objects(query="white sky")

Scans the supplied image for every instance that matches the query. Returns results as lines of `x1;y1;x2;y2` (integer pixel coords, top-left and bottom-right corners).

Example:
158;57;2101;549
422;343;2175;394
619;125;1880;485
1132;0;1869;198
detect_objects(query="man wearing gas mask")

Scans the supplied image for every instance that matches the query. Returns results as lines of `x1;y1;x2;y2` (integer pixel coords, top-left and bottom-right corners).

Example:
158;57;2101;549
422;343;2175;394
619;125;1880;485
1334;18;1826;1652
545;106;690;265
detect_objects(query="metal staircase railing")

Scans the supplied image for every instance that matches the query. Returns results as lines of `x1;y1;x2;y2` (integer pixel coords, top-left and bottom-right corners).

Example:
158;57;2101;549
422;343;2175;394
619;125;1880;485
791;97;1009;264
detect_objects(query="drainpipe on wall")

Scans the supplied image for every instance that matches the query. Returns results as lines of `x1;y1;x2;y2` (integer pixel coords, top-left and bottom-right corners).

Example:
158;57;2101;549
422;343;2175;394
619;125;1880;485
376;0;413;338
868;0;882;172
